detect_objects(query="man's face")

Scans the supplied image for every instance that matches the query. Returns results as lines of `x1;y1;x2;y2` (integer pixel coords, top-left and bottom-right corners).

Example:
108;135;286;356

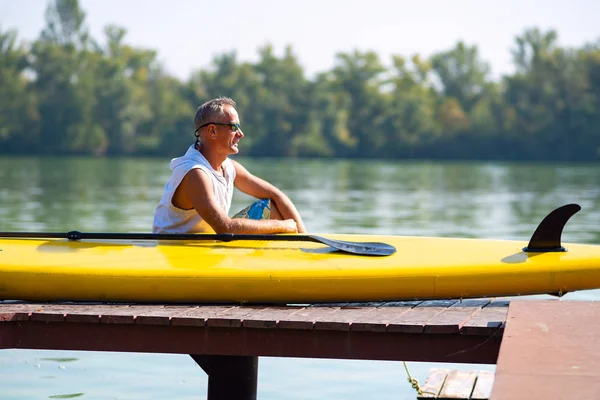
212;105;244;155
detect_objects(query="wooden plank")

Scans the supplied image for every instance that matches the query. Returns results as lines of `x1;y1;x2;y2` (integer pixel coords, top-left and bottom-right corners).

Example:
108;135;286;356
11;303;95;322
242;306;306;329
57;304;236;327
417;369;494;399
0;303;238;326
29;303;184;324
134;305;208;326
438;370;477;399
114;305;175;325
169;306;205;327
277;307;340;330
169;306;234;327
491;300;600;400
490;374;600;399
471;370;494;400
30;304;74;323
417;368;448;399
314;306;377;331
349;302;420;332
64;305;103;323
388;300;458;333
62;304;172;324
98;305;150;324
0;317;501;362
0;302;45;321
461;300;509;335
205;305;267;328
23;304;144;325
425;299;491;334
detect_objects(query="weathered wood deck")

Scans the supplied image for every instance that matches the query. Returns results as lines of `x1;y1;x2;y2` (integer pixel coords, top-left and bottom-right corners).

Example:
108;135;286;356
0;298;507;399
0;299;507;364
414;299;600;400
3;298;599;399
418;368;494;399
491;300;600;400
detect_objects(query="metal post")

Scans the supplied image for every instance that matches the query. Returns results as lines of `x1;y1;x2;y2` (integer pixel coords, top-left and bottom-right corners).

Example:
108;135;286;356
191;354;258;400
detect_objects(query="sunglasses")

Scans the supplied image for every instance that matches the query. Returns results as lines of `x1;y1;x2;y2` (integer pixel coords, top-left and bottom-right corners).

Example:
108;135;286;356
195;122;241;134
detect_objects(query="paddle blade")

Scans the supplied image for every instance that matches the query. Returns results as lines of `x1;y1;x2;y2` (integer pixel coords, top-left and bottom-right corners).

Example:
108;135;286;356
310;235;396;256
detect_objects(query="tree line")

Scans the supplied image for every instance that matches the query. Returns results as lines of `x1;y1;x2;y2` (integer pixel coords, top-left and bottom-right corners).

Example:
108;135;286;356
1;0;599;161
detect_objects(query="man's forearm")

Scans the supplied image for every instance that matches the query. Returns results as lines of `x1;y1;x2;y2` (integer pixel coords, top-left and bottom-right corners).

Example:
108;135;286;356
217;217;295;234
271;193;307;233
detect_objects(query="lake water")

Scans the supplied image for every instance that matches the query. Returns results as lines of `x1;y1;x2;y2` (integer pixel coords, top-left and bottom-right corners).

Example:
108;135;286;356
1;156;599;399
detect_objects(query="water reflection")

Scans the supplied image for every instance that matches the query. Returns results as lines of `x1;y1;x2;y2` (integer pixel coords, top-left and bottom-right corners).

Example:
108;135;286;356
1;156;600;399
1;157;599;245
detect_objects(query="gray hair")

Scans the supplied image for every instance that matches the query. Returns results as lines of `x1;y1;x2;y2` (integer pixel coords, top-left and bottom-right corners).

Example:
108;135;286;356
194;97;237;133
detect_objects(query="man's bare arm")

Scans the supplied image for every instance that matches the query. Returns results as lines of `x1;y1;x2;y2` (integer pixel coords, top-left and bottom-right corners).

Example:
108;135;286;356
177;168;298;234
232;160;307;233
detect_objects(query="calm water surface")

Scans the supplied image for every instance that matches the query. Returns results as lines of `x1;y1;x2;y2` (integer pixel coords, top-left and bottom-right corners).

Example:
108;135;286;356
1;156;599;399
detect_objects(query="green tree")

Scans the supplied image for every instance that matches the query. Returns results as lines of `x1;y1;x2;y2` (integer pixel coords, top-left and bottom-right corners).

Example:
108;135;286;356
292;72;349;157
146;69;193;156
381;55;440;157
95;25;160;154
2;0;600;162
31;0;103;154
250;45;310;157
431;42;491;112
0;28;39;152
330;50;387;157
503;28;598;160
41;0;89;47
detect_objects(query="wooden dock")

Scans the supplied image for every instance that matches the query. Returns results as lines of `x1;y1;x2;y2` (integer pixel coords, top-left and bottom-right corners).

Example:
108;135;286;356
3;298;599;399
0;298;507;399
414;299;600;400
418;368;494;399
491;300;600;400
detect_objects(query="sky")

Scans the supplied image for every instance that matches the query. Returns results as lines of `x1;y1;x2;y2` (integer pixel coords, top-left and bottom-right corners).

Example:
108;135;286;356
2;0;600;81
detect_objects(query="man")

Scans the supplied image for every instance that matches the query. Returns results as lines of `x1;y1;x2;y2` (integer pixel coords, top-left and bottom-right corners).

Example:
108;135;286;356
153;97;306;234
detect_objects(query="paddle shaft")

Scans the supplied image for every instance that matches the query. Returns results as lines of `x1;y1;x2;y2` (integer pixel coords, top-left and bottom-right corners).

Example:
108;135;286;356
0;230;396;256
0;230;328;242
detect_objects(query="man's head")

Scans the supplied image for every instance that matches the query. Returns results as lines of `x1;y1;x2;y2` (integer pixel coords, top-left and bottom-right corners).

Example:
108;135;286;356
194;97;243;155
194;97;237;133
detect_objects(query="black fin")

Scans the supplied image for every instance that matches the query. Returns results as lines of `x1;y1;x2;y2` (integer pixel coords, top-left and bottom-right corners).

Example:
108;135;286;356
523;204;581;252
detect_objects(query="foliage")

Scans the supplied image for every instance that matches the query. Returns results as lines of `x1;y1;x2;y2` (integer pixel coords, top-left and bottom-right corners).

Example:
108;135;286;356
1;0;600;161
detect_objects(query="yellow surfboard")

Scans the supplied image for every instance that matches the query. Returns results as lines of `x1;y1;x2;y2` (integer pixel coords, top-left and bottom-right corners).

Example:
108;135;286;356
1;204;598;303
1;234;600;303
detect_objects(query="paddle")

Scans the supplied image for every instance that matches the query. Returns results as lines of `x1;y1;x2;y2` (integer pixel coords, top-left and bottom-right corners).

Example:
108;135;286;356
0;230;396;257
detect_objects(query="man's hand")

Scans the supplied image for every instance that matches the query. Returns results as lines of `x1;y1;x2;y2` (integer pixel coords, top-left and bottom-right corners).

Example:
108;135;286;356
281;219;299;233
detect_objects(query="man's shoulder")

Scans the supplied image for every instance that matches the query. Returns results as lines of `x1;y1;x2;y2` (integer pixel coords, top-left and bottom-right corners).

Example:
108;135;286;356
171;151;210;171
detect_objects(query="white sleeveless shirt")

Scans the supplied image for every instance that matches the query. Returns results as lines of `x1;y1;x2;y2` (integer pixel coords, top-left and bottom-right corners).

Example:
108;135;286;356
152;144;236;233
